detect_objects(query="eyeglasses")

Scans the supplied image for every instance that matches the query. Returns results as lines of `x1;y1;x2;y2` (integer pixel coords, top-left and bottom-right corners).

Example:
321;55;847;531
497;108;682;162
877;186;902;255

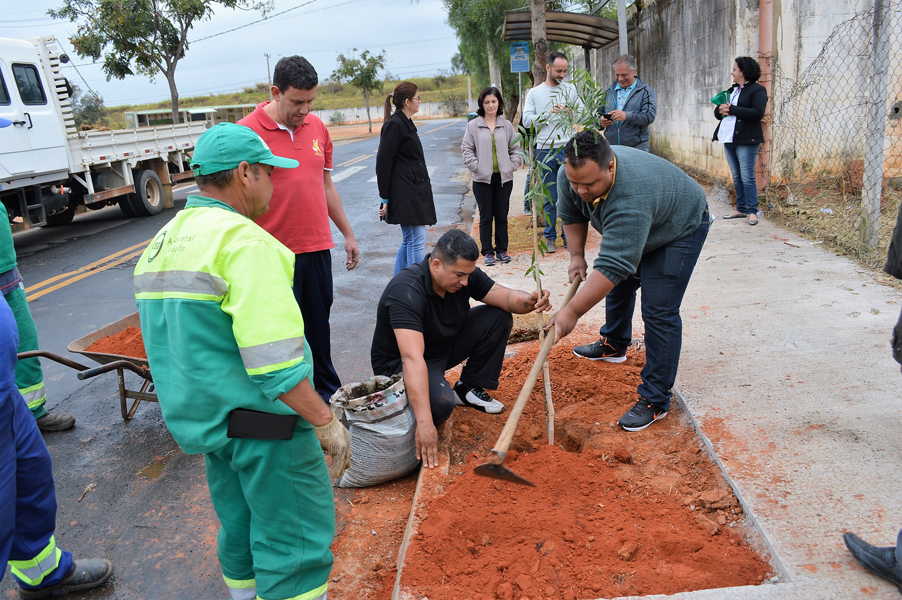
412;96;420;101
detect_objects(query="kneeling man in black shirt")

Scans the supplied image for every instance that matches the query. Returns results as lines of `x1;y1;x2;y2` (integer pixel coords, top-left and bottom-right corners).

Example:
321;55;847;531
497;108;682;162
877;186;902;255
371;229;551;468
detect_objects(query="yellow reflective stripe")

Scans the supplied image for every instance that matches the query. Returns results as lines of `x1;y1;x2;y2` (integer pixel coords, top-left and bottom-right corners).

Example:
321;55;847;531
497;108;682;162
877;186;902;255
224;576;256;600
245;356;305;377
20;382;46;408
9;535;62;586
258;583;327;600
133;271;228;298
239;337;304;372
224;576;256;589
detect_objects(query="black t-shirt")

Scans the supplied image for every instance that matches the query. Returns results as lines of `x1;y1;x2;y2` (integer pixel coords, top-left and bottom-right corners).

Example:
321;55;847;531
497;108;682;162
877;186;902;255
370;255;495;375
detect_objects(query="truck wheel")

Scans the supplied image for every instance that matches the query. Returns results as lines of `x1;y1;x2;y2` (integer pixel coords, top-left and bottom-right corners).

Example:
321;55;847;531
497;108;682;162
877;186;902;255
129;169;164;216
119;195;140;218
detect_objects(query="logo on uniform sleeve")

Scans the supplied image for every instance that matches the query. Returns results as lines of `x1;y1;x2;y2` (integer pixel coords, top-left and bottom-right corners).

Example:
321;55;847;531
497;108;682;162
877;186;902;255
312;139;323;157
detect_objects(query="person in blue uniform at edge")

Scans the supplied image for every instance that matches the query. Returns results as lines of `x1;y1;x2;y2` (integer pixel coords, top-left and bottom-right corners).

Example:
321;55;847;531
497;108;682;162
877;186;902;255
0;295;114;598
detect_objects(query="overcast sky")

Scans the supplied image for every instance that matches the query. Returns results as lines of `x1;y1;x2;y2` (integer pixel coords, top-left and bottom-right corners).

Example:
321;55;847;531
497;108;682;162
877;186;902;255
1;0;461;107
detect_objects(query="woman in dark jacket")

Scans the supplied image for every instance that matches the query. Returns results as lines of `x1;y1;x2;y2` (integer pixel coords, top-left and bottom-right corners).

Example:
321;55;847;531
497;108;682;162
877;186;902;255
376;81;437;275
713;56;768;226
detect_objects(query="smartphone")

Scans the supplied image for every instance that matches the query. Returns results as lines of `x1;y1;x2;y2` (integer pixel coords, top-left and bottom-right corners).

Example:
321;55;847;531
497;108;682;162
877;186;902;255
602;113;613;120
378;205;385;221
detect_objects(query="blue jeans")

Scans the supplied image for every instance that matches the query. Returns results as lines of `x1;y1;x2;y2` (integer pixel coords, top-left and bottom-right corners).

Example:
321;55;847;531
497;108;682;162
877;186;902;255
598;208;710;411
535;148;565;241
723;143;760;215
394;224;426;275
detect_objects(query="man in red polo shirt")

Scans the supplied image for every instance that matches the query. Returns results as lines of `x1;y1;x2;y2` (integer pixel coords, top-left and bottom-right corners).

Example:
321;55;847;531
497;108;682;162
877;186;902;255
239;56;359;402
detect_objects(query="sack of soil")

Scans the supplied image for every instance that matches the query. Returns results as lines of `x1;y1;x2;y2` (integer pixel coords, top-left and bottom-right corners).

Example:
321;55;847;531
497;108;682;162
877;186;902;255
330;374;419;488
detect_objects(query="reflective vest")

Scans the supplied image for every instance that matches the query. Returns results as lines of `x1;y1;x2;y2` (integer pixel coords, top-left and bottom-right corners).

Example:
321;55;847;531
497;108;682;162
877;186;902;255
134;195;312;454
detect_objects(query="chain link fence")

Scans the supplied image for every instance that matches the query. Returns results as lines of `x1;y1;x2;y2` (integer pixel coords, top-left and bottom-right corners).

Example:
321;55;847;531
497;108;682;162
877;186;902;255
767;0;902;269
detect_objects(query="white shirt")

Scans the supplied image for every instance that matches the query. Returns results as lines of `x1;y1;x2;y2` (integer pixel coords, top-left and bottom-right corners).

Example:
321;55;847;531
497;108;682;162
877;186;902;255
716;86;742;144
521;82;582;150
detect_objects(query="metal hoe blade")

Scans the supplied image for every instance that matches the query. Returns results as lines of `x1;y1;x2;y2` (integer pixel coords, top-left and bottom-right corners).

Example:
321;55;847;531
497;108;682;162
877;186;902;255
473;462;536;487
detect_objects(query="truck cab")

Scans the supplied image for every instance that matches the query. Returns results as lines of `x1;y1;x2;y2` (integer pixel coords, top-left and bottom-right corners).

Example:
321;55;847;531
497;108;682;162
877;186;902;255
0;37;71;226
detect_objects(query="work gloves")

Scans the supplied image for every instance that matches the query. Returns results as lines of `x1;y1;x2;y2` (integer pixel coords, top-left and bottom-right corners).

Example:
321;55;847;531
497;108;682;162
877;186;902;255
314;414;352;479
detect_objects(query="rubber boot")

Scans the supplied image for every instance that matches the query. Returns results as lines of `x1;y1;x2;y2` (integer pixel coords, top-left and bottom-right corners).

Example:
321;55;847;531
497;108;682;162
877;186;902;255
843;530;902;594
17;559;113;599
35;410;75;432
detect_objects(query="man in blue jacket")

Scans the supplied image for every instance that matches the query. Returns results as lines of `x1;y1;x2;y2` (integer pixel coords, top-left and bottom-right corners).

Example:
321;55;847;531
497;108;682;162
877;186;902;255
599;55;657;152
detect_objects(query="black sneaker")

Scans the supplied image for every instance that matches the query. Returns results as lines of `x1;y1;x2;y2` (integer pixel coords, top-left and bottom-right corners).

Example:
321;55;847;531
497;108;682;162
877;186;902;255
618;399;667;432
484;253;496;266
497;252;512;263
572;337;627;363
453;381;505;414
18;559;114;599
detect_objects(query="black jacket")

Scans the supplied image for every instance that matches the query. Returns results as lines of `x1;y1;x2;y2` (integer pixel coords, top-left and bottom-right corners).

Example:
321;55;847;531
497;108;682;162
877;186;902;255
712;81;768;144
375;111;436;226
885;203;902;364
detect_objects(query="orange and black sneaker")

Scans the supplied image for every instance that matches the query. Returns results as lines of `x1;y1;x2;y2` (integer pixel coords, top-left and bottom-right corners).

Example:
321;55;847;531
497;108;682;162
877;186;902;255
572;336;627;363
618;398;667;431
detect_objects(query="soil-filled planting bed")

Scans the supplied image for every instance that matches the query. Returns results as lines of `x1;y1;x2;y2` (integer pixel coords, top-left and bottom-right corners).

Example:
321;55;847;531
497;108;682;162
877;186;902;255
393;333;773;599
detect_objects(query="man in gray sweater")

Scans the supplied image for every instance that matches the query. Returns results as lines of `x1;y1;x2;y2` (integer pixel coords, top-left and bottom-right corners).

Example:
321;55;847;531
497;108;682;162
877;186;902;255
522;52;582;253
549;131;710;432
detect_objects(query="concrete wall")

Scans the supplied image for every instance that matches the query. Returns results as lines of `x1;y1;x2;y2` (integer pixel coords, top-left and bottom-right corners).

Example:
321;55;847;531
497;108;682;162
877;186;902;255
586;0;901;184
309;100;476;126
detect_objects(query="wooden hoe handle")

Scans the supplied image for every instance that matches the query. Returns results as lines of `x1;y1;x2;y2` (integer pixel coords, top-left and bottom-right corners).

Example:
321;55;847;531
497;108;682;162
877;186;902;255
487;274;583;464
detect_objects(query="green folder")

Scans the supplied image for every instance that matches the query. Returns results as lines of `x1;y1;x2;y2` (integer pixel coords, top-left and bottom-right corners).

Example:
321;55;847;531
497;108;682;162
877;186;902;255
710;90;731;105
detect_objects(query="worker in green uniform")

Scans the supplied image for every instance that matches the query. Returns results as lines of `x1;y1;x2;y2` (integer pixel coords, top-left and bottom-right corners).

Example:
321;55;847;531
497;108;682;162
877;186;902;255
0;197;75;431
134;123;352;600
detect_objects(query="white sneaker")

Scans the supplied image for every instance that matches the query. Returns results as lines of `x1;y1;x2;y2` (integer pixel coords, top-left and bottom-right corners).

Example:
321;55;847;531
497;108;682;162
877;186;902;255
453;382;505;414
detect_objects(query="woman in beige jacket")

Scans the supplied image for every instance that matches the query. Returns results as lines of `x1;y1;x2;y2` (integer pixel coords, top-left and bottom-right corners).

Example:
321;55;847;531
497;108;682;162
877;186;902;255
461;87;522;266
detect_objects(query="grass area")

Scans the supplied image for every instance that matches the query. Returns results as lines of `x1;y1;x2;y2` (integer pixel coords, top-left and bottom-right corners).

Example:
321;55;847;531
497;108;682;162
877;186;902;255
104;74;468;130
762;180;902;273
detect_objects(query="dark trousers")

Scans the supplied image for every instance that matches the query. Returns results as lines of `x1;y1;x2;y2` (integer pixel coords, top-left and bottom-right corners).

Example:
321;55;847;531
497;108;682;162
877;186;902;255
293;250;341;402
598;209;710;411
473;173;513;255
388;305;512;426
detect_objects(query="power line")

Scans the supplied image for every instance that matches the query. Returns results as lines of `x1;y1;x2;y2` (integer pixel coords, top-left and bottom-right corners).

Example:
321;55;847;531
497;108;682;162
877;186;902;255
191;0;325;43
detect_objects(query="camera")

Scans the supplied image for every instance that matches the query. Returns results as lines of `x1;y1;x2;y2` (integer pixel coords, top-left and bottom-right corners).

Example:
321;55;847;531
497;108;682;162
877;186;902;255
602;113;613;120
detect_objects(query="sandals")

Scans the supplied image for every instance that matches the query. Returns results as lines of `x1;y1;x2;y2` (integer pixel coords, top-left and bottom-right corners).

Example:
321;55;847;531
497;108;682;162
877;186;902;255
748;214;758;226
722;213;745;219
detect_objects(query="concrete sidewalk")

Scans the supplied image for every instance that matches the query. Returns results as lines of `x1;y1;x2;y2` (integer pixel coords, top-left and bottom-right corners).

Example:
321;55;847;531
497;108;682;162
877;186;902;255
478;168;902;599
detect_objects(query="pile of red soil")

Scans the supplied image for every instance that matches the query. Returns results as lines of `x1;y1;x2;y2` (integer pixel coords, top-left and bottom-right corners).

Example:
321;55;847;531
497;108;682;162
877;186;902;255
397;333;772;598
84;326;147;359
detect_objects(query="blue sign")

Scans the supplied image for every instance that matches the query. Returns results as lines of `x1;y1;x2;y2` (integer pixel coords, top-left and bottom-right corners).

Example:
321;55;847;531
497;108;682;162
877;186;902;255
510;42;530;73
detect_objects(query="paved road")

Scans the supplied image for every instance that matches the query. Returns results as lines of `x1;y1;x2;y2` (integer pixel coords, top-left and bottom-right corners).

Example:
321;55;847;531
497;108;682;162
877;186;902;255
2;118;470;598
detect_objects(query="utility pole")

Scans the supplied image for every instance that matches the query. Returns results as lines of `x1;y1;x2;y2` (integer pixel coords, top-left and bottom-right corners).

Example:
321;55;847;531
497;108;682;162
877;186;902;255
861;0;890;251
264;53;272;87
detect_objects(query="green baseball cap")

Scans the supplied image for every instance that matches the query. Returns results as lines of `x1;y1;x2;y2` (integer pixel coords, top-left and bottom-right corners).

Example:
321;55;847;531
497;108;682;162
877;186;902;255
191;123;299;176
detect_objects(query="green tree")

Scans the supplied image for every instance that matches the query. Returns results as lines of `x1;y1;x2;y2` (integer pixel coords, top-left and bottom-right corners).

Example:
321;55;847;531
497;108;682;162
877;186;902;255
49;0;271;125
330;48;387;133
69;84;108;129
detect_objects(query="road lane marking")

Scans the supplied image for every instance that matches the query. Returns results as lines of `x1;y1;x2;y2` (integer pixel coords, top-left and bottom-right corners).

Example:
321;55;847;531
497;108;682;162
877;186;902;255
335;153;373;168
27;246;149;302
25;239;153;295
419;121;460;136
331;165;367;183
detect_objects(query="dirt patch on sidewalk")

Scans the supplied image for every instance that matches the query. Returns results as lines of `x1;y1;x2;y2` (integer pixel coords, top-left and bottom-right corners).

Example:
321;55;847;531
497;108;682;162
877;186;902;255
396;334;772;598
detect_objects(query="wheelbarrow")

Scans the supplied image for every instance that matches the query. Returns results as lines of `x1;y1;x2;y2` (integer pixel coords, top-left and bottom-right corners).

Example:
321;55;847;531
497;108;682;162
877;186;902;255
18;311;157;421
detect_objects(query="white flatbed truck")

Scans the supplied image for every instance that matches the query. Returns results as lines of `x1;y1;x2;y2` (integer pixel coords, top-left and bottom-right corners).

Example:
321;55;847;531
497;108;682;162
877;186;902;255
0;35;206;228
